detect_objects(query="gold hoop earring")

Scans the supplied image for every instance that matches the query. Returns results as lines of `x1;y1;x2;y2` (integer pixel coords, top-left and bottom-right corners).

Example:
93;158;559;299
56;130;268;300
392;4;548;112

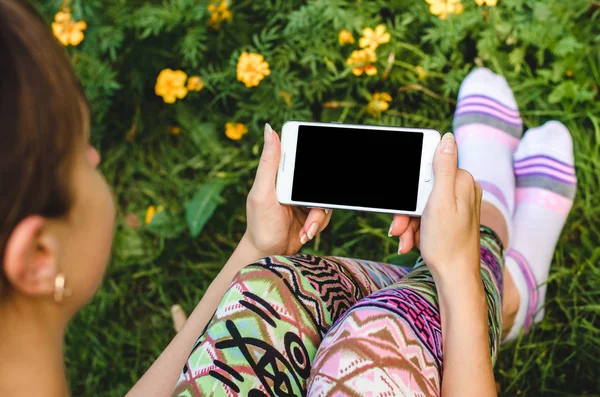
54;273;71;302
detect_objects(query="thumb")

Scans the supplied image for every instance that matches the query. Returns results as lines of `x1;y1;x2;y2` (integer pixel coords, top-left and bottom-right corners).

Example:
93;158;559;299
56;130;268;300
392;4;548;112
252;123;281;194
430;132;458;201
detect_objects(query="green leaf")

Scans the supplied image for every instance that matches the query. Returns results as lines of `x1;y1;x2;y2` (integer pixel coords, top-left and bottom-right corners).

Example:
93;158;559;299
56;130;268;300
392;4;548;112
548;80;578;104
508;46;526;73
146;211;185;239
185;179;228;237
552;36;584;57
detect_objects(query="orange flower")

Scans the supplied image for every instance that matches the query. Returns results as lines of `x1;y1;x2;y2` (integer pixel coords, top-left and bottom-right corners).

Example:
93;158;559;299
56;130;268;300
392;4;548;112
346;48;377;76
168;126;182;135
187;76;204;91
145;205;164;225
416;65;428;80
208;0;233;29
155;69;188;104
426;0;464;19
359;25;390;50
338;29;355;46
225;122;248;140
279;91;292;107
475;0;497;6
367;92;392;116
237;52;271;88
52;10;87;46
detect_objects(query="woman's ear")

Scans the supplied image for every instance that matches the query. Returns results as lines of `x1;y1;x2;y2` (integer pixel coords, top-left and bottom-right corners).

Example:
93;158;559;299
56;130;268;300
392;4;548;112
2;216;59;298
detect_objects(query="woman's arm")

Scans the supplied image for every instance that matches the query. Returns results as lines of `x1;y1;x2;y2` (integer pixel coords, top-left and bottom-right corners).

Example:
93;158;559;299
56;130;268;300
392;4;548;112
126;234;265;397
434;271;497;397
418;133;497;397
127;124;332;397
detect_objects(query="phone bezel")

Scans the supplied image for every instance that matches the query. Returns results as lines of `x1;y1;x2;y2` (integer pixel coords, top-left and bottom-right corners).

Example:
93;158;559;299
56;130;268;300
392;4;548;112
276;121;441;216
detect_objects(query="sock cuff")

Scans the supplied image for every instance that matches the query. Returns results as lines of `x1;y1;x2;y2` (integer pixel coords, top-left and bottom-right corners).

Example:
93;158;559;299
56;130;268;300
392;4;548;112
503;256;529;342
502;249;541;343
480;190;513;246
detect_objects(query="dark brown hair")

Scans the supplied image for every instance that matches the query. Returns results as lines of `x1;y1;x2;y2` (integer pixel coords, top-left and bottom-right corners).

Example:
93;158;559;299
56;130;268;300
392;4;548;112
0;0;88;295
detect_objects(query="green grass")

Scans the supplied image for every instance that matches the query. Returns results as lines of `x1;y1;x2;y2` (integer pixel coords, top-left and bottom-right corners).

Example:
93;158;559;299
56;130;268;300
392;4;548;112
48;0;600;395
67;101;600;397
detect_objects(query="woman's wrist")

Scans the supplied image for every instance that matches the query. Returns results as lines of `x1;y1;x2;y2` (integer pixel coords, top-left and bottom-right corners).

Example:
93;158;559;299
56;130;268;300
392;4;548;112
236;232;277;262
433;268;487;311
224;233;271;272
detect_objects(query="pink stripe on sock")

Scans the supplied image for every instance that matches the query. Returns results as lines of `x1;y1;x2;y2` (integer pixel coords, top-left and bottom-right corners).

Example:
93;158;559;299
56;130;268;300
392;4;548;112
477;180;509;212
514;157;575;175
455;124;520;151
506;249;539;331
515;167;577;184
516;187;574;216
455;105;523;125
458;96;521;117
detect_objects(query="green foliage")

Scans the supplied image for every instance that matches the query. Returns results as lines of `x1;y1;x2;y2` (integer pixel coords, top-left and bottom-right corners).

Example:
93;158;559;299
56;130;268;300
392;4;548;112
30;0;600;395
186;179;229;237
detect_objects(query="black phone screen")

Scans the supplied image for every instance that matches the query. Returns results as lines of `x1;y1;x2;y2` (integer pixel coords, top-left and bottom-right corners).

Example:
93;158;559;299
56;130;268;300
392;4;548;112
291;124;424;211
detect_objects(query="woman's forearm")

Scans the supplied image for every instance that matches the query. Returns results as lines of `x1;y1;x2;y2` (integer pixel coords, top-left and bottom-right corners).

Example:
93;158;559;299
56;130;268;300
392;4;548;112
126;234;267;397
434;270;497;397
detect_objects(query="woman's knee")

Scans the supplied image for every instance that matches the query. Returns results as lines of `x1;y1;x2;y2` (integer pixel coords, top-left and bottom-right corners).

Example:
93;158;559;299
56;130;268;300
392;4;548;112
309;302;442;396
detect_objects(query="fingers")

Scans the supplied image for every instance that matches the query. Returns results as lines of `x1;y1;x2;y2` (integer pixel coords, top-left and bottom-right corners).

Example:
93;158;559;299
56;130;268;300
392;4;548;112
388;214;410;237
399;217;420;254
171;304;187;332
299;208;331;245
430;132;458;205
251;123;281;195
455;169;479;205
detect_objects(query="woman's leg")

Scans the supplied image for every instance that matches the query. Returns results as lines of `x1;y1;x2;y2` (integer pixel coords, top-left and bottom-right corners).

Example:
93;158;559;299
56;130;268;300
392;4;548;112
172;255;411;396
307;68;521;396
306;226;504;396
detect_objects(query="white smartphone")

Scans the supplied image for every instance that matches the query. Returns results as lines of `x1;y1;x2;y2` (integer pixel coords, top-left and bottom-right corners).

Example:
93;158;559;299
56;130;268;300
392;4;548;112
276;121;441;216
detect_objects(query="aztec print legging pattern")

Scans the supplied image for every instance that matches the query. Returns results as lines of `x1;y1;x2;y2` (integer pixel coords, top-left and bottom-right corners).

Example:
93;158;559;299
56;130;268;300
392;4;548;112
172;226;504;397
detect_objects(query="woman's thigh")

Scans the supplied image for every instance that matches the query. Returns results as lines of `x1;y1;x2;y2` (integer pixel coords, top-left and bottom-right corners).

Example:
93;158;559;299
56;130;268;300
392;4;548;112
172;255;410;396
307;227;505;397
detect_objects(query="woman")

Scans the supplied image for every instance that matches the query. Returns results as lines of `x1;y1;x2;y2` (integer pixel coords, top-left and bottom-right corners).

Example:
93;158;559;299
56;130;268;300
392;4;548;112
0;1;576;396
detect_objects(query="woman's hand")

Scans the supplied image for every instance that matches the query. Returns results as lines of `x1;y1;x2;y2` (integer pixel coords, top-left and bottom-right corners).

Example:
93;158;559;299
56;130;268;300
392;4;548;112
389;133;482;278
420;133;482;278
245;124;332;257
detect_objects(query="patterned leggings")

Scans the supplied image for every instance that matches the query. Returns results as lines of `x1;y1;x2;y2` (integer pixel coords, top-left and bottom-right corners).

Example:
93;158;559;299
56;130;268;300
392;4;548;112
173;227;504;396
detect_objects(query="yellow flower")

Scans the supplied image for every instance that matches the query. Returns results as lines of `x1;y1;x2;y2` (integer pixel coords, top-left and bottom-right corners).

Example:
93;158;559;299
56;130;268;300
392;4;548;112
346;48;377;76
367;92;392;116
52;10;87;46
168;126;181;135
426;0;464;20
225;122;248;140
338;29;355;46
187;76;204;91
145;205;164;225
279;91;292;107
359;25;390;50
416;65;428;80
236;52;271;88
475;0;497;5
208;0;233;29
155;69;188;104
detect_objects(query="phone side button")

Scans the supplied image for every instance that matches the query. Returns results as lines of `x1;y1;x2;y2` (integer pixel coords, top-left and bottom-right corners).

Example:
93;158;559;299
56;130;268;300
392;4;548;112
424;163;433;182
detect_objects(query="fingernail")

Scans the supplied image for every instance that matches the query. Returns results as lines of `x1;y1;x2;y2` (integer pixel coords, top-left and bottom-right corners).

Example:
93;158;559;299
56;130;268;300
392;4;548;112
388;224;394;238
300;233;308;245
307;222;318;240
324;209;329;215
398;238;403;255
440;133;455;154
264;123;273;144
171;304;183;315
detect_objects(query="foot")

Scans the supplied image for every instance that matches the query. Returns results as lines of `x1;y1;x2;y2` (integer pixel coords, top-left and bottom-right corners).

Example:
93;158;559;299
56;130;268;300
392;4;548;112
503;121;577;342
453;67;524;245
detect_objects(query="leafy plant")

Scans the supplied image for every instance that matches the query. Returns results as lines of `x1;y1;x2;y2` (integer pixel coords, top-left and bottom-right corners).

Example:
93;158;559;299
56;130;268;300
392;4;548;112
30;0;600;395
